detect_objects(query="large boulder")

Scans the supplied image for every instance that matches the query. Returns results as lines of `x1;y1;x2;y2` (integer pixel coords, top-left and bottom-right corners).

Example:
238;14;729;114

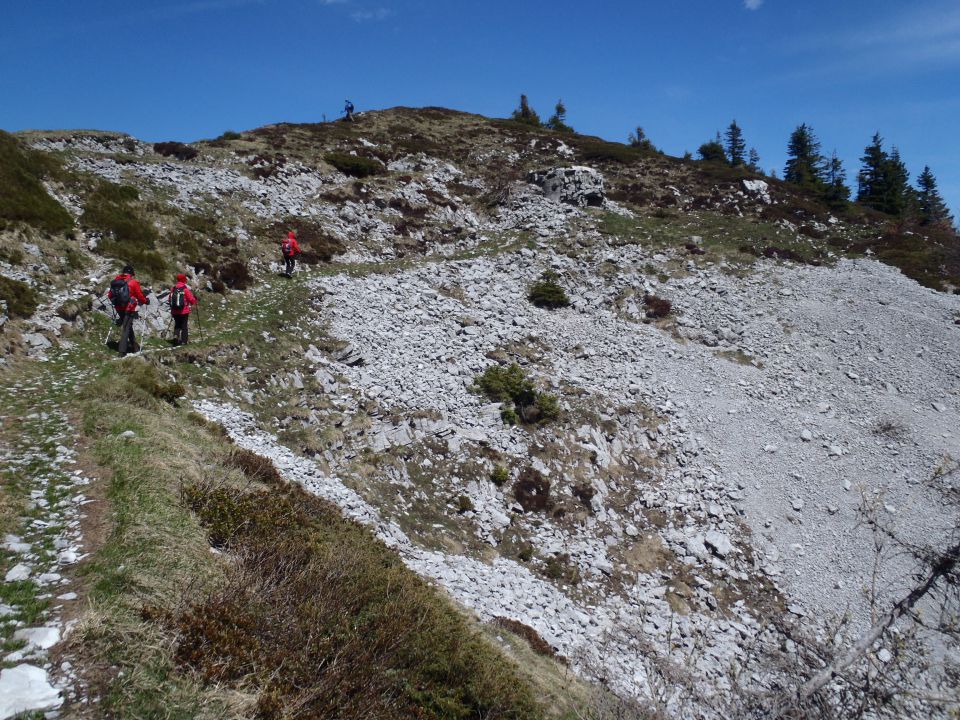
527;166;605;207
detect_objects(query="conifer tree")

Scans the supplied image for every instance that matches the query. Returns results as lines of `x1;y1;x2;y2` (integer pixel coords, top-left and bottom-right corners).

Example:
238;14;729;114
882;148;913;218
511;94;541;127
856;132;887;210
916;165;953;227
822;151;851;209
747;148;761;173
628;126;656;152
546;99;573;133
783;123;825;189
725;120;746;167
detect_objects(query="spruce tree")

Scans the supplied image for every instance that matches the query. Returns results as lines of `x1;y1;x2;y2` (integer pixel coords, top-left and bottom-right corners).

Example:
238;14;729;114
725;120;746;167
511;94;541;127
546;99;573;133
881;148;913;218
856;132;887;210
783;123;825;189
747;148;761;173
916;165;953;227
822;151;851;210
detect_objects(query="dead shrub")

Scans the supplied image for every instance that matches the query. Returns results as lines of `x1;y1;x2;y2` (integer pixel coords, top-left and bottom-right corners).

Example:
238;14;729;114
684;242;706;255
513;467;551;513
492;617;566;665
643;293;672;318
572;482;595;508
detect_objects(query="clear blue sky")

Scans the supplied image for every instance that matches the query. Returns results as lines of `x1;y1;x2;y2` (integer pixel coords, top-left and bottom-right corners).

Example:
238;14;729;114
2;0;957;219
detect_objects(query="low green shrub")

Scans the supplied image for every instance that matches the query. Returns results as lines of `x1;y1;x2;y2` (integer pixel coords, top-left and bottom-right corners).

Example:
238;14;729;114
577;140;642;164
490;464;509;486
0;276;39;318
217;131;242;142
527;270;570;309
0;130;73;233
473;363;561;425
177;480;543;719
324;152;384;178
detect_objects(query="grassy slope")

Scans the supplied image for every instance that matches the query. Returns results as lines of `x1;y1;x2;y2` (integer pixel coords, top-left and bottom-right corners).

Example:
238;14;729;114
0;269;617;719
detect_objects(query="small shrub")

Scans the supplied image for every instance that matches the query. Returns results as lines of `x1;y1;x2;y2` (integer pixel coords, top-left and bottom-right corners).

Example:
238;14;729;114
0;246;25;265
571;482;595;508
643;293;672;318
456;495;474;513
324;152;384;178
578;140;641;164
527;270;570;309
490;464;509;486
685;241;706;255
225;448;282;485
492;617;565;664
544;554;581;586
183;213;218;235
512;467;551;513
0;276;39;318
153;141;198;161
517;543;534;562
217;261;252;290
218;130;242;142
473;363;560;425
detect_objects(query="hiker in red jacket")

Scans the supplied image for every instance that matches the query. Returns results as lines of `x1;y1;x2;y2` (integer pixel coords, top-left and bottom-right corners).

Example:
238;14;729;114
281;230;302;276
108;264;150;355
168;273;198;346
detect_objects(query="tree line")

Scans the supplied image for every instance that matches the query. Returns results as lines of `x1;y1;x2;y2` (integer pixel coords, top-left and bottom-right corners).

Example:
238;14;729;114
699;120;953;228
509;95;953;230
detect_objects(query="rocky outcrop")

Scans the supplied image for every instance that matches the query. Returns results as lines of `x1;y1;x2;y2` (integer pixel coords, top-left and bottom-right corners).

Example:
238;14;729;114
527;166;605;207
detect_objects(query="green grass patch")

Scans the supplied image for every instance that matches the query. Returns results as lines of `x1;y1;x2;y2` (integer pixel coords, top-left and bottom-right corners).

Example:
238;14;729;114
0;130;73;234
0;276;39;318
81;179;166;280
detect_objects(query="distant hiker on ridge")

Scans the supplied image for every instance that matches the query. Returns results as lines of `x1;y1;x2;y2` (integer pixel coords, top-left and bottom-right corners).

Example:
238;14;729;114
167;273;198;345
344;100;355;122
108;264;150;355
281;230;302;276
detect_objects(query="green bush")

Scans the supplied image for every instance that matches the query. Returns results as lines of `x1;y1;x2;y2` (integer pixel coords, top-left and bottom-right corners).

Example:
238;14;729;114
81;180;165;278
527;270;570;309
490;464;509;486
0;130;74;234
178;480;543;719
0;276;39;318
217;131;242;142
473;363;561;425
324;152;385;178
578;140;641;164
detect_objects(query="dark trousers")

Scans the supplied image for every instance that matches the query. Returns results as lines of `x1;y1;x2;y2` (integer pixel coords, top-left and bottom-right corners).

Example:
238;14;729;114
117;310;138;354
173;314;189;345
284;255;296;274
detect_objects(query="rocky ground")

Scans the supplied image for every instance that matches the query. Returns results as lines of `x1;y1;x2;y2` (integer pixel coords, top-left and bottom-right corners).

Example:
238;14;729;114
2;117;959;717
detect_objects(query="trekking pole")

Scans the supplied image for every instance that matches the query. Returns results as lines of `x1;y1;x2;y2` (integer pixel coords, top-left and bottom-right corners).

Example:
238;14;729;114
195;305;205;342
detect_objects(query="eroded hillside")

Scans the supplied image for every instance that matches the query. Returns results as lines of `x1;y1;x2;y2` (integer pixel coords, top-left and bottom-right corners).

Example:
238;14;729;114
1;109;959;719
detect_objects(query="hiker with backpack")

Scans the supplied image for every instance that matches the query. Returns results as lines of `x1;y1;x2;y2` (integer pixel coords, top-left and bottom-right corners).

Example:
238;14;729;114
108;265;150;355
281;230;302;276
167;273;198;345
344;100;355;122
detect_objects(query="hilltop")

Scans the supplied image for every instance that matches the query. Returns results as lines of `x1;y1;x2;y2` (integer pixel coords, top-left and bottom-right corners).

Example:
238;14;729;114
1;107;959;719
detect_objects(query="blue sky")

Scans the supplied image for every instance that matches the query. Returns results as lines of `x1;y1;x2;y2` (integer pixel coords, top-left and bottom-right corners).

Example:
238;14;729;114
2;0;957;219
